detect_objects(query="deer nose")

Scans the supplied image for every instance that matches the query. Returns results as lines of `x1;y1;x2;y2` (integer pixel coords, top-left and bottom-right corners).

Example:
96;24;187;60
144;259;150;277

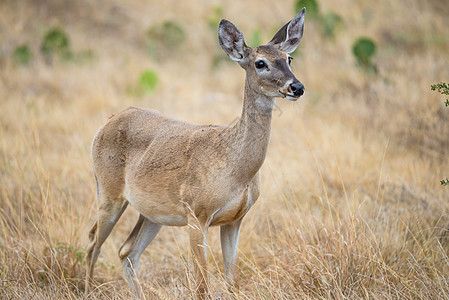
290;82;305;97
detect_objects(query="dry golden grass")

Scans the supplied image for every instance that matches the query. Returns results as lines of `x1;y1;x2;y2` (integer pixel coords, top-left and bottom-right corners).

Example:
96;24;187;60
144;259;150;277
1;0;448;299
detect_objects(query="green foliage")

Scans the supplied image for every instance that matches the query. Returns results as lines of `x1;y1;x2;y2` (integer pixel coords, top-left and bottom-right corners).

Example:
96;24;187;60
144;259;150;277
40;243;86;285
41;27;71;61
249;29;262;48
431;82;449;186
74;49;95;63
295;0;319;19
36;27;95;65
294;0;343;40
208;6;223;30
211;54;230;69
137;69;159;95
352;37;377;72
12;44;32;65
127;69;159;97
139;69;159;93
44;243;85;264
431;82;449;106
147;21;186;58
353;38;376;64
209;6;232;70
321;12;343;39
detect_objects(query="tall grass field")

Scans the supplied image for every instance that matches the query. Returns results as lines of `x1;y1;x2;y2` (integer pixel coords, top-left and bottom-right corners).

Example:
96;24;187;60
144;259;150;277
1;0;448;298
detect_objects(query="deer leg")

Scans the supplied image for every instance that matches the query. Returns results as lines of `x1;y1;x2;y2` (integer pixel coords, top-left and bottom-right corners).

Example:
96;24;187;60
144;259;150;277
220;218;242;292
188;216;209;299
85;196;128;294
119;215;162;299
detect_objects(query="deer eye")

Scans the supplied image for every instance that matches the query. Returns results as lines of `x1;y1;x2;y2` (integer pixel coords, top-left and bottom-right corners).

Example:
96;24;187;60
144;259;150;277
255;60;266;69
288;56;293;65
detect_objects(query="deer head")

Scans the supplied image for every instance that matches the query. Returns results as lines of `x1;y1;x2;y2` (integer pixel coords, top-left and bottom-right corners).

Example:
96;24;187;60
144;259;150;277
218;8;306;101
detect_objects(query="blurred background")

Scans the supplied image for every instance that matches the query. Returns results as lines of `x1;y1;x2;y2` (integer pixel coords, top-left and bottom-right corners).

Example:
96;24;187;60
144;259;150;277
1;0;448;298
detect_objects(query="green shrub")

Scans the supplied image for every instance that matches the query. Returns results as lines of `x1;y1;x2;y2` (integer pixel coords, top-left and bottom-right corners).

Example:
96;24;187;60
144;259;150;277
41;27;71;61
12;44;32;65
75;50;95;63
147;21;186;58
208;6;223;30
295;0;319;19
138;69;159;93
39;27;95;64
431;82;449;186
321;12;343;39
127;69;159;97
431;82;449;106
294;0;343;40
352;37;377;71
248;29;262;48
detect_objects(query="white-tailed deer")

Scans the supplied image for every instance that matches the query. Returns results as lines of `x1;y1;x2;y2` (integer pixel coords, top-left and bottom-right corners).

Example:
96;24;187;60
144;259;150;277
85;8;306;299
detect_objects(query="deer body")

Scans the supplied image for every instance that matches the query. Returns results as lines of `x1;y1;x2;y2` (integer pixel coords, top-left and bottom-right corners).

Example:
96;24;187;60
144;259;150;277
86;8;306;299
94;105;263;228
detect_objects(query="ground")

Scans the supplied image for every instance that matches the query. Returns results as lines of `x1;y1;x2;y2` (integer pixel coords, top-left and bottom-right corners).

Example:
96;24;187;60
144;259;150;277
1;0;448;298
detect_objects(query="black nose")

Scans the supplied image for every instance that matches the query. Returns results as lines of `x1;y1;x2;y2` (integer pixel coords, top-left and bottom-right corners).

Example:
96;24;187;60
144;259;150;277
290;82;304;96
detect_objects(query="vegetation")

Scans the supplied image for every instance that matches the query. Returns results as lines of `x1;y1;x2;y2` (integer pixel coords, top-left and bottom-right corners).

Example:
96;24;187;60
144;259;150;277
295;0;343;40
321;11;343;39
208;6;224;30
126;69;159;97
12;44;32;65
147;20;186;58
1;0;448;299
431;82;449;106
41;27;72;62
431;82;448;185
248;29;262;48
295;0;319;19
138;69;159;94
12;27;95;66
352;37;377;71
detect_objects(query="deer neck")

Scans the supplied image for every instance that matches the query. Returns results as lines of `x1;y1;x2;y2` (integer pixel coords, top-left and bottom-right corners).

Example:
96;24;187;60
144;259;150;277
228;79;274;182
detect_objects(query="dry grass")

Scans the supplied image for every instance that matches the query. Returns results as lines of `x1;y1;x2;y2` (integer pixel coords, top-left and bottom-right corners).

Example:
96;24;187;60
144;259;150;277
1;0;448;299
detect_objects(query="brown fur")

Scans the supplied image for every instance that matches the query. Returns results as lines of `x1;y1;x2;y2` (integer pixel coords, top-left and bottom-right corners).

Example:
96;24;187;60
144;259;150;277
85;8;306;299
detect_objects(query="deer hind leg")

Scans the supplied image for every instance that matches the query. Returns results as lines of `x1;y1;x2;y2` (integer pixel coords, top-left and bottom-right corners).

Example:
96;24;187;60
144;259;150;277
85;195;128;294
119;215;162;298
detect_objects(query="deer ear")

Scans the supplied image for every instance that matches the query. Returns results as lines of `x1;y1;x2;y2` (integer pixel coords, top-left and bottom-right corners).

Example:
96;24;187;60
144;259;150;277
269;8;306;54
218;19;248;62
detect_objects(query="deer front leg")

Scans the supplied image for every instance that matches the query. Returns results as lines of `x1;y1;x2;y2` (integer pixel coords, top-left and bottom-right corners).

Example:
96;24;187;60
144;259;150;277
188;216;209;299
220;218;242;292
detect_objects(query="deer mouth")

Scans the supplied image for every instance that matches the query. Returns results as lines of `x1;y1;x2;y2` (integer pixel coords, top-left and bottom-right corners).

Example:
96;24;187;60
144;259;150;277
278;90;299;101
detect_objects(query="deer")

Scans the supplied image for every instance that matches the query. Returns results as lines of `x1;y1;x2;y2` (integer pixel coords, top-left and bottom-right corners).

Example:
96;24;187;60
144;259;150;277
85;8;306;299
